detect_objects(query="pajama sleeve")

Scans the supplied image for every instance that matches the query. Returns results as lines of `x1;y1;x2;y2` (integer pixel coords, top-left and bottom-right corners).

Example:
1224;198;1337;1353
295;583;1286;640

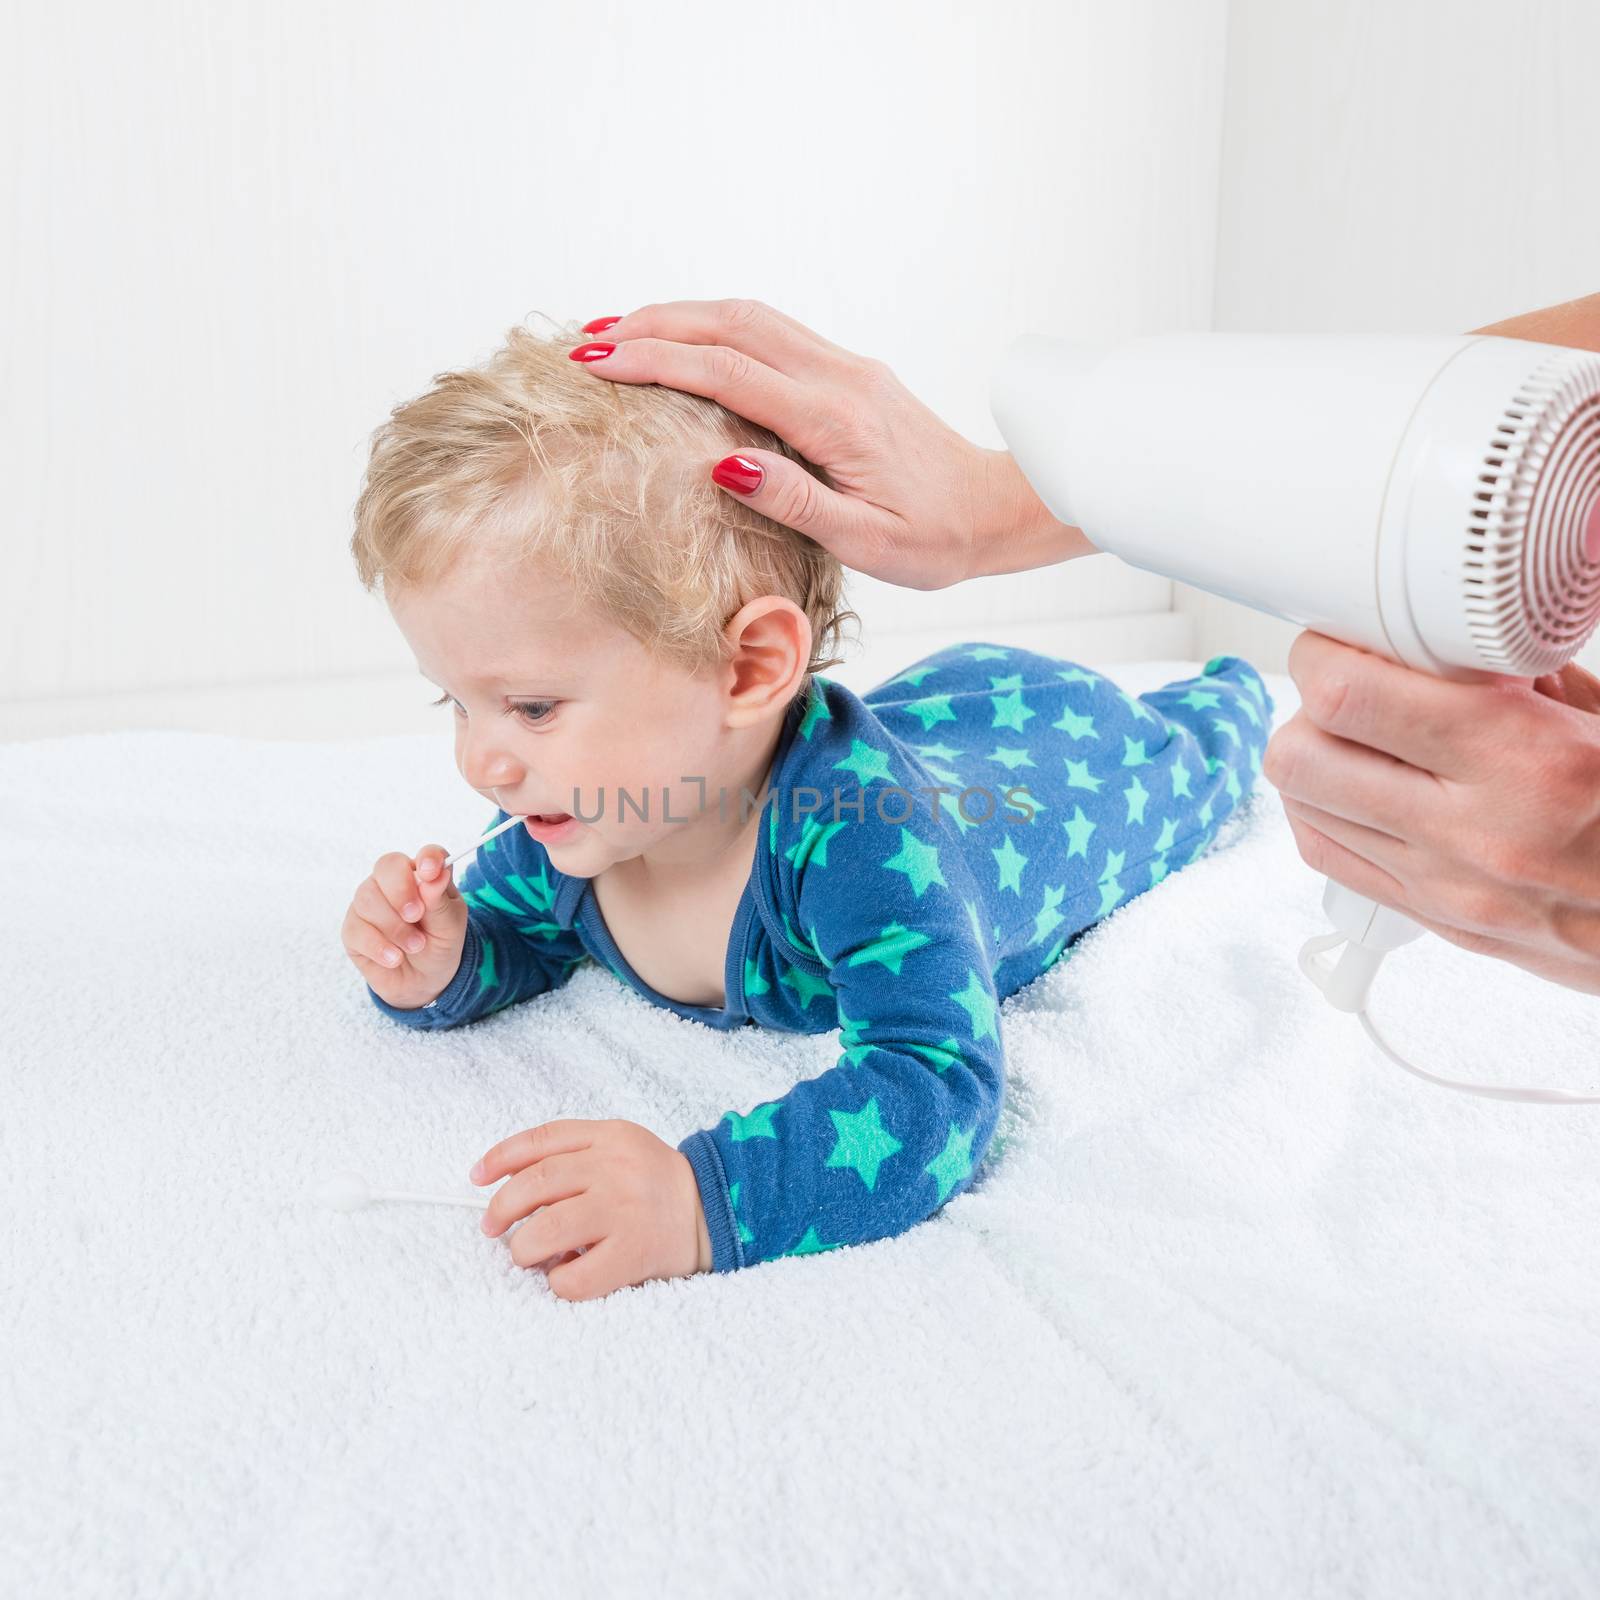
368;811;590;1031
678;780;1006;1270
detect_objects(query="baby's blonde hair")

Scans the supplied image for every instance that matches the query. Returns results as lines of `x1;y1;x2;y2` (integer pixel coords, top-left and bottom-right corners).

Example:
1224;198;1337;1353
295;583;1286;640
351;316;859;700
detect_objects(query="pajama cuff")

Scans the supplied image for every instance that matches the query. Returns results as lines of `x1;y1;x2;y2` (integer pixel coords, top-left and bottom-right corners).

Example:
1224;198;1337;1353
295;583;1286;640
677;1130;743;1274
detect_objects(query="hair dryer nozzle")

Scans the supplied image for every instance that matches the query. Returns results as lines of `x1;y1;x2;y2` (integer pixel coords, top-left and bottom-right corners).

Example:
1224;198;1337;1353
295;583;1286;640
988;334;1111;530
990;331;1600;680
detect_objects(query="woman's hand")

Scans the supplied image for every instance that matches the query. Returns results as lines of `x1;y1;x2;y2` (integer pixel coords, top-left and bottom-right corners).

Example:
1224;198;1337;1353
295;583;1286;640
570;299;1093;589
1263;631;1600;995
470;1119;712;1301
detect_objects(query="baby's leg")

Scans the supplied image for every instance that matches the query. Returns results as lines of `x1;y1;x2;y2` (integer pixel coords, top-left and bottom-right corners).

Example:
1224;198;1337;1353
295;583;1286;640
1026;654;1274;969
1137;654;1276;865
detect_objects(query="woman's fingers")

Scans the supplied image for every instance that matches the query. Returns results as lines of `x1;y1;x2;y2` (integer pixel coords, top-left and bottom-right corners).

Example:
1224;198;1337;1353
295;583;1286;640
1262;709;1444;841
1534;661;1600;716
709;444;907;564
572;299;879;468
576;332;906;558
594;297;864;383
1283;631;1503;781
574;333;832;453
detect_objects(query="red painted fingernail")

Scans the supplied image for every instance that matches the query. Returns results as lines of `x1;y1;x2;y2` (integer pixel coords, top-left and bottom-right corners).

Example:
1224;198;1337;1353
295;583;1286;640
712;454;764;495
569;342;615;362
582;316;621;335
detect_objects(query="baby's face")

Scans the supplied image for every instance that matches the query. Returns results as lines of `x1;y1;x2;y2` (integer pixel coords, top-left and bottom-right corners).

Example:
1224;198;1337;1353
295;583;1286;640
388;555;766;878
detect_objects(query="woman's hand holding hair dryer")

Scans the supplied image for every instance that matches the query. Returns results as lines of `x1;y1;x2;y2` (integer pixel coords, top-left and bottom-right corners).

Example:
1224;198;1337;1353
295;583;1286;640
1262;294;1600;997
1265;632;1600;997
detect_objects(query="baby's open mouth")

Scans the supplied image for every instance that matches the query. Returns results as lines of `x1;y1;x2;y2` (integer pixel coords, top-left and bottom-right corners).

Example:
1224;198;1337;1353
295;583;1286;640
529;812;572;824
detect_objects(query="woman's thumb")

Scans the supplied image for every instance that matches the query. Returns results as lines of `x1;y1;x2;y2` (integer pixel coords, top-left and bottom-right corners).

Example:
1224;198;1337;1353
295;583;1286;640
710;450;884;557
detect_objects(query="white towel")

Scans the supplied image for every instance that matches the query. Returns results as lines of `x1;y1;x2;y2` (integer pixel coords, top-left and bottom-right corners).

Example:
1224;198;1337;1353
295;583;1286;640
3;662;1596;1598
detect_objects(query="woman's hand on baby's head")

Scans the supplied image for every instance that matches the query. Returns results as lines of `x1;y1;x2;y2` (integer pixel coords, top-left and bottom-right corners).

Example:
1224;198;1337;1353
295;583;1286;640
571;298;1009;590
341;844;469;1010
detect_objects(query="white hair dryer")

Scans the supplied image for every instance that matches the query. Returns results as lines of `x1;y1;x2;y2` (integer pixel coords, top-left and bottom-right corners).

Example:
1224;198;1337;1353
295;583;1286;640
991;331;1600;1103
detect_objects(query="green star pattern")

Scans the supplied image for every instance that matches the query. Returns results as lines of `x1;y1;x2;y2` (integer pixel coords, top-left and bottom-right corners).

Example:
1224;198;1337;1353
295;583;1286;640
780;961;833;1010
950;968;998;1042
729;1181;755;1246
799;686;834;740
1053;705;1097;742
849;922;933;976
988;745;1037;770
903;693;958;732
992;833;1028;894
883;828;947;897
786;1226;838;1257
833;739;895;787
725;1102;781;1141
786;811;849;872
826;1098;904;1190
926;1122;977;1203
837;1001;874;1067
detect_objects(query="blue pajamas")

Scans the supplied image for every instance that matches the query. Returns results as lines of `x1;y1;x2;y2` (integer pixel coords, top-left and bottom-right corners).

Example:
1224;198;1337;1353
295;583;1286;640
370;644;1273;1272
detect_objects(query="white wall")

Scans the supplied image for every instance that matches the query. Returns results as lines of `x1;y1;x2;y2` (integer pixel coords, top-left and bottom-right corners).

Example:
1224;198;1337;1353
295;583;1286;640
12;0;1592;745
0;0;1230;741
1181;0;1600;678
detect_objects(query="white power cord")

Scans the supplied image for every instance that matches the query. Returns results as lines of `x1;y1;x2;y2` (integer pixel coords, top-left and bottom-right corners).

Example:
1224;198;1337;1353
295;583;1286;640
1298;930;1600;1105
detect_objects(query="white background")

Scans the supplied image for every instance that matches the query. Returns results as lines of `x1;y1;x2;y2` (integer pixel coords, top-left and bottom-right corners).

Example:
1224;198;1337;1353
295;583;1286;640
2;0;1596;740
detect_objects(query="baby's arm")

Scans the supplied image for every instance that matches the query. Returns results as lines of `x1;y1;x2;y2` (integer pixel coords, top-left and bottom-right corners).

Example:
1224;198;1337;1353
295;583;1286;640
678;788;1006;1268
369;814;589;1030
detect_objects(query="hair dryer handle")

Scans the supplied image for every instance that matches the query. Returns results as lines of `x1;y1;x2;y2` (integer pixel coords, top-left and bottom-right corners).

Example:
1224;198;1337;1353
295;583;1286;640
1300;878;1426;1012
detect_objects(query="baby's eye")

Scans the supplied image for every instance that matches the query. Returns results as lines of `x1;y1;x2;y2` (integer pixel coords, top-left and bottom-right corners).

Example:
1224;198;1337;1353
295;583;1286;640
428;691;556;727
509;700;557;726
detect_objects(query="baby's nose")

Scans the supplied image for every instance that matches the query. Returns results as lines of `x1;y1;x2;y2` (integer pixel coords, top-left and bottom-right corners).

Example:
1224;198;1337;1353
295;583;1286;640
461;748;522;791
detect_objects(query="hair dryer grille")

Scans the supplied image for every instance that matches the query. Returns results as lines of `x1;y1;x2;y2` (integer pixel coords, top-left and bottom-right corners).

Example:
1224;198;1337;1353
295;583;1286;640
1462;349;1600;675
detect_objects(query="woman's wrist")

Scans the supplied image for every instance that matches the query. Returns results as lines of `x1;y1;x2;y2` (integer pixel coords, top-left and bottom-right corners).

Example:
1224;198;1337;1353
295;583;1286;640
1471;290;1600;352
966;448;1098;583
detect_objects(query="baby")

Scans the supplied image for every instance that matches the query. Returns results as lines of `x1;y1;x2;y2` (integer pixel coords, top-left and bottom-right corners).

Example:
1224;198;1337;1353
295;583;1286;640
343;319;1274;1300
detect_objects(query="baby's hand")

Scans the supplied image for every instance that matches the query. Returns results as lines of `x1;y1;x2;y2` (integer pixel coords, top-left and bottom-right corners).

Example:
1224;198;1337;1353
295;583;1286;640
342;844;469;1010
471;1119;712;1301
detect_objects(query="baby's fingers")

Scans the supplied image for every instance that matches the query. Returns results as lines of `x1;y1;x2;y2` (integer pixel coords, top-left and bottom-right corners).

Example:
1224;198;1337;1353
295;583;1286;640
412;844;460;910
355;878;427;956
342;905;406;971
